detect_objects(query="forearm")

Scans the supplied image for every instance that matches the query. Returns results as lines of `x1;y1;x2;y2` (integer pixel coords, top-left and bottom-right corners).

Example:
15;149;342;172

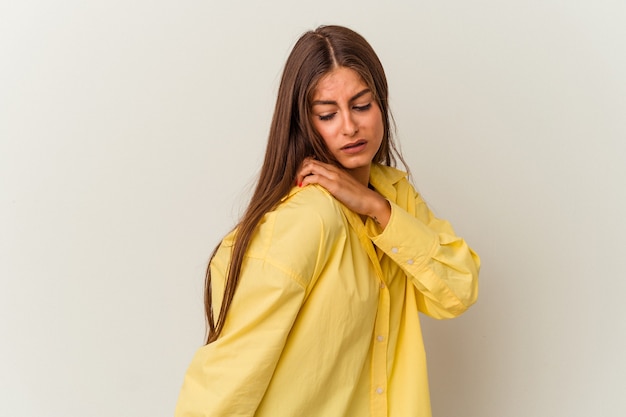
364;190;391;229
367;201;480;317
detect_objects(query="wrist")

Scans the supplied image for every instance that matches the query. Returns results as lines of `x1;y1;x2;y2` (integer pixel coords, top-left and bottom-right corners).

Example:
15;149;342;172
368;196;391;229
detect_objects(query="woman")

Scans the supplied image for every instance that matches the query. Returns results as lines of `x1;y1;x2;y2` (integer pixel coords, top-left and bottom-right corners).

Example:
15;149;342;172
175;25;479;417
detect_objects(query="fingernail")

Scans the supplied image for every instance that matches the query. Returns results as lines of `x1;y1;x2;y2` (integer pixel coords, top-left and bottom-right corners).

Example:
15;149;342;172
298;182;302;187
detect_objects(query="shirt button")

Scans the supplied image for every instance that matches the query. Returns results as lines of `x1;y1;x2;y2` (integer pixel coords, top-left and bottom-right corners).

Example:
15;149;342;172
391;247;399;254
380;282;385;289
377;335;384;342
376;387;384;395
407;259;414;265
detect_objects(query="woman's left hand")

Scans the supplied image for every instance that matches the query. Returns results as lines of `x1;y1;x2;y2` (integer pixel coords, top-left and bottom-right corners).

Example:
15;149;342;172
295;158;391;229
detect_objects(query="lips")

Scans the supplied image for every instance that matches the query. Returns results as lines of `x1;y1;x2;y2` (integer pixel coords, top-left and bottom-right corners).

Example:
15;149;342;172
341;139;367;153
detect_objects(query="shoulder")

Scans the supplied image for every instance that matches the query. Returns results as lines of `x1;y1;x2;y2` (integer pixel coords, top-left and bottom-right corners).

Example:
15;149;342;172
266;184;346;245
245;185;347;284
277;184;345;225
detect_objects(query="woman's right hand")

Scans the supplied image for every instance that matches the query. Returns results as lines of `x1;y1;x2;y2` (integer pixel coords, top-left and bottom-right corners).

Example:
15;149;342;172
295;158;391;229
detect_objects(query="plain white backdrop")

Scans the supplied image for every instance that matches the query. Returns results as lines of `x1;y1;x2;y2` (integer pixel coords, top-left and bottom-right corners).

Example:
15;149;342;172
1;1;625;416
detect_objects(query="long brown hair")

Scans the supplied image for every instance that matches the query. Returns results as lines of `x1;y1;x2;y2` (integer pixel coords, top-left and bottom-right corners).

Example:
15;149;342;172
205;25;407;343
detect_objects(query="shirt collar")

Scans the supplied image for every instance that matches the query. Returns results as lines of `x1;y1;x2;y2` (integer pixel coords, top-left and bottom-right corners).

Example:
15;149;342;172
280;164;407;202
369;164;407;201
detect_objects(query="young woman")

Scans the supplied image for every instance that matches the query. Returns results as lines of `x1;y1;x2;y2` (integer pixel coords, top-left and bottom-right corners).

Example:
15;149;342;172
175;25;480;417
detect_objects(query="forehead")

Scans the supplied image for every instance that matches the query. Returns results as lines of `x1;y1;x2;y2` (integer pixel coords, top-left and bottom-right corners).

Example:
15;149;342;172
312;67;369;101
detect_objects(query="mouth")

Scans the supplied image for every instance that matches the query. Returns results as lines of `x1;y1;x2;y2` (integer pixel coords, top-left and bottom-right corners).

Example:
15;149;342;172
341;139;367;154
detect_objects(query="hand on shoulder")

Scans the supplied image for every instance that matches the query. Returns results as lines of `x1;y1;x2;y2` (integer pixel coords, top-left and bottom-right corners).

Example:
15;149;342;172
295;158;391;229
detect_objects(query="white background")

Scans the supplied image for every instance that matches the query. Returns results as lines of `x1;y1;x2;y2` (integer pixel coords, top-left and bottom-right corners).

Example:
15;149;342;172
1;1;625;416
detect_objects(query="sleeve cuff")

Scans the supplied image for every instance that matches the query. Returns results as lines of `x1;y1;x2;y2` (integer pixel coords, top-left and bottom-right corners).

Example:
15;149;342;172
365;200;439;270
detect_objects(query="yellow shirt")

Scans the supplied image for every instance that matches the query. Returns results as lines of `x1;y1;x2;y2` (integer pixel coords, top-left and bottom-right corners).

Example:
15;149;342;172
175;164;480;417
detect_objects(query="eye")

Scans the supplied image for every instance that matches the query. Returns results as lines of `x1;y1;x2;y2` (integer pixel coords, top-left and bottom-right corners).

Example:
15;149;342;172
353;103;372;112
318;112;336;121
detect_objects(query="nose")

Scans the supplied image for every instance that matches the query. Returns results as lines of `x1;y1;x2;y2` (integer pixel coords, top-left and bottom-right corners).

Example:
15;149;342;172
341;112;358;136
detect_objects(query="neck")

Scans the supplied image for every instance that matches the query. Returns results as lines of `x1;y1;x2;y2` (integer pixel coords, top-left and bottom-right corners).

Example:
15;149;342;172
347;164;371;187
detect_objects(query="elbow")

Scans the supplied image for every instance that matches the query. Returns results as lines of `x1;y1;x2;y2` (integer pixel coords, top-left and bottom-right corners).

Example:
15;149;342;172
432;263;480;320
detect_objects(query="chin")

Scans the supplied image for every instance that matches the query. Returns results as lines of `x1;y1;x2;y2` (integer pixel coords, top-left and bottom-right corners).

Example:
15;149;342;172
343;157;373;169
342;162;371;173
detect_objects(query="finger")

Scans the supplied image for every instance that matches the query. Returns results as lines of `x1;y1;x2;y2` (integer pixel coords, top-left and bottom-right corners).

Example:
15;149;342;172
296;159;326;186
295;159;310;185
299;172;325;188
298;167;323;188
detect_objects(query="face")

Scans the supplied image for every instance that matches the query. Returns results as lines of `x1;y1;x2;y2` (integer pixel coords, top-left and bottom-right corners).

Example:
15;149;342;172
310;67;384;184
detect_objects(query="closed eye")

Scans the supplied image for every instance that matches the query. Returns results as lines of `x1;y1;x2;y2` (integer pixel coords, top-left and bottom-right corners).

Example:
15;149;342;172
353;103;372;112
318;113;336;121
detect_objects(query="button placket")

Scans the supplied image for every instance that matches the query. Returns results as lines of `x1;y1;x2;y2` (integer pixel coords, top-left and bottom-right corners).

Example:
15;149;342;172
371;279;389;416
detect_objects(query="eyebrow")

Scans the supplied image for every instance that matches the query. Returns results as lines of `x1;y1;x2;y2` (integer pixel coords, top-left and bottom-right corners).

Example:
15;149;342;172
311;88;372;106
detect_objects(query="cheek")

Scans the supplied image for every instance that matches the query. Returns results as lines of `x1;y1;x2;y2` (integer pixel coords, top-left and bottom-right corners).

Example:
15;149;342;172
312;121;336;144
366;110;384;138
363;103;381;124
376;117;385;138
375;110;385;138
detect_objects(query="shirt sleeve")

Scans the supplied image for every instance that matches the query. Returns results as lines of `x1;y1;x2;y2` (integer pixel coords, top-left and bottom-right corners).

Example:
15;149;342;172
175;186;342;416
365;189;480;319
174;258;306;417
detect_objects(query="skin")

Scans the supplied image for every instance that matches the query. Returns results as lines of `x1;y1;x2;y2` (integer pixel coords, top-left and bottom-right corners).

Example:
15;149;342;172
296;67;391;229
